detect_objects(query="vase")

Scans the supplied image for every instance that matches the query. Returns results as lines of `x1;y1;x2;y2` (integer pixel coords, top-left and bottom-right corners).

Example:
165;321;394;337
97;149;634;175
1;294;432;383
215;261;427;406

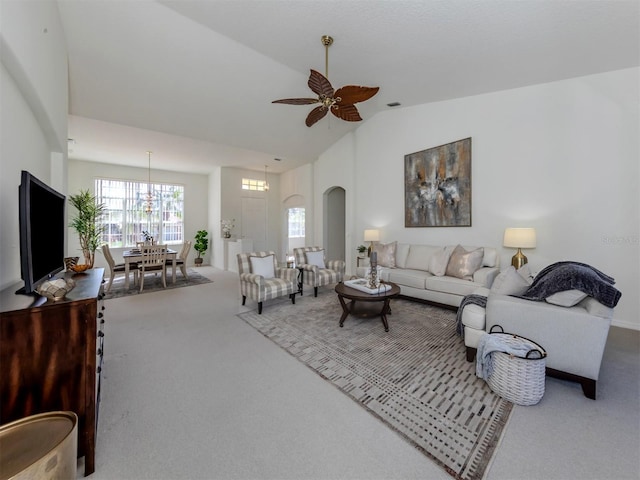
223;232;231;238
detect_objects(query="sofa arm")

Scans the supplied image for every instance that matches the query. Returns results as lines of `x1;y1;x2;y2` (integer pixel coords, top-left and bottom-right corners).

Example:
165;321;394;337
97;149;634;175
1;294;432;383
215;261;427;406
473;267;499;288
239;272;263;286
276;267;297;282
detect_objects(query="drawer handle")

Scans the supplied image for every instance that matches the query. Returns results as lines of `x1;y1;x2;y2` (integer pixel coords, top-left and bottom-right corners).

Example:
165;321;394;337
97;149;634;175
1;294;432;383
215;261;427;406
97;348;102;355
98;331;104;337
98;312;104;318
97;366;101;373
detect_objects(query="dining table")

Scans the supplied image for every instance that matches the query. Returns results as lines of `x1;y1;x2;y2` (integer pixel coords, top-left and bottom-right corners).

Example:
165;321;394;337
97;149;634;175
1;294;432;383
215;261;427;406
122;248;178;289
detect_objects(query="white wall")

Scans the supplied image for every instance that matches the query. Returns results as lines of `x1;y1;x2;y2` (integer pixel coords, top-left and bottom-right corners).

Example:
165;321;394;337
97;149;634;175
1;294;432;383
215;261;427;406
0;2;68;290
316;68;639;329
68;160;209;269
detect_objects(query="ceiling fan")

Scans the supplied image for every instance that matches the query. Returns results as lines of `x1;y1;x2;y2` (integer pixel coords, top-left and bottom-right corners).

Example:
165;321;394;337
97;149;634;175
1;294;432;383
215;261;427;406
272;35;379;127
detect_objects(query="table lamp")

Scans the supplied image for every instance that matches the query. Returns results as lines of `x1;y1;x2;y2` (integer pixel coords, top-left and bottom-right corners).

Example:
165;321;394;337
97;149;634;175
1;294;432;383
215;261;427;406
364;229;379;257
503;227;536;269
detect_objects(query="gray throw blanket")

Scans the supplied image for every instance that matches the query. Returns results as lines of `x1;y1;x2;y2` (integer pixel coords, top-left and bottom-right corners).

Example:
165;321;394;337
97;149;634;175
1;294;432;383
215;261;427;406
456;294;487;337
518;261;621;308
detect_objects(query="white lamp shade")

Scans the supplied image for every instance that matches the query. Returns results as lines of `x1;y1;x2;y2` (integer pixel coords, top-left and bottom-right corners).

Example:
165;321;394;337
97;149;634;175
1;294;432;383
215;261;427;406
503;228;537;248
364;229;380;242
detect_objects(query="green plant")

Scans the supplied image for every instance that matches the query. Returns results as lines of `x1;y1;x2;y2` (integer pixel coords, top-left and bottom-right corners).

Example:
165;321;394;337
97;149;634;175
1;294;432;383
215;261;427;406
356;245;367;254
194;230;209;259
68;189;105;268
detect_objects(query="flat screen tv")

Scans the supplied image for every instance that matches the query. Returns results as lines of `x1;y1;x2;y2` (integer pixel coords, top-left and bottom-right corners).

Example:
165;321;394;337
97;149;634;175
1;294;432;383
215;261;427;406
17;170;66;295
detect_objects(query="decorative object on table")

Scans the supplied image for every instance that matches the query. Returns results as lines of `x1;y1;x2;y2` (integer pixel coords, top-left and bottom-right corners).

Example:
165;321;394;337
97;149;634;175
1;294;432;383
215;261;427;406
144;151;154;214
36;277;76;300
194;230;209;266
367;251;380;289
404;137;472;227
64;256;79;271
220;219;235;238
356;244;366;256
503;227;537;269
363;229;379;257
69;264;90;273
476;325;547;406
272;35;379;127
68;189;106;268
141;230;154;245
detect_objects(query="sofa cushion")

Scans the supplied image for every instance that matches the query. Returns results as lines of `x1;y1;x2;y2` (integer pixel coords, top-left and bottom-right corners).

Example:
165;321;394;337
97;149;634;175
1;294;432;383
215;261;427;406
250;255;275;279
386;269;431;289
491;266;530;296
305;250;325;268
395;243;411;268
426;276;481;297
445;245;484;280
428;246;453;276
405;245;440;272
546;289;588;307
373;241;397;268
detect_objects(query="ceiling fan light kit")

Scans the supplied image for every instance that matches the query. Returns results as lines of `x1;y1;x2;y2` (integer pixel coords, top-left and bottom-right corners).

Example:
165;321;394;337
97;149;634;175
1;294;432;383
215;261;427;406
272;35;379;127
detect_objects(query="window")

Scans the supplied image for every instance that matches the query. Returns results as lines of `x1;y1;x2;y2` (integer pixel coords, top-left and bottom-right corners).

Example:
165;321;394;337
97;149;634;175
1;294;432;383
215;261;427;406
288;208;305;238
242;178;268;191
95;179;184;247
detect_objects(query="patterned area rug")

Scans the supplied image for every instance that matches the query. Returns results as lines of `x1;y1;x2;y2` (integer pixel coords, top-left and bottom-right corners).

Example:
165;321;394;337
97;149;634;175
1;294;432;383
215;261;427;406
103;268;212;299
238;288;512;480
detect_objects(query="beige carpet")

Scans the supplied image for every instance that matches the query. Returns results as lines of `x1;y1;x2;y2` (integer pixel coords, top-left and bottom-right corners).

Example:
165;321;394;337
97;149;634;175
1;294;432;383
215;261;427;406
238;289;513;480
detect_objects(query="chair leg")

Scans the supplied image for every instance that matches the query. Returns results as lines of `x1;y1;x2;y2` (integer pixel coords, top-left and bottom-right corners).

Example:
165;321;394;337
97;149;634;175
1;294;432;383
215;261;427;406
290;293;295;304
180;265;188;280
314;286;318;297
258;302;263;314
242;295;246;306
161;268;167;288
106;274;114;293
139;272;145;292
466;346;476;362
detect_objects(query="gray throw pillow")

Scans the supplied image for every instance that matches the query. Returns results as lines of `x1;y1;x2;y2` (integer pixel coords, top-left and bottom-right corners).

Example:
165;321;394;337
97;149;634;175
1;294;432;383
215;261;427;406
491;266;531;295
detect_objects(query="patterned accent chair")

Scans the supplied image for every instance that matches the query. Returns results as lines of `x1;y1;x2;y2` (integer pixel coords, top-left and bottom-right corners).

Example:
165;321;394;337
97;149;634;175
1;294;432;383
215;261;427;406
293;247;346;297
237;251;297;314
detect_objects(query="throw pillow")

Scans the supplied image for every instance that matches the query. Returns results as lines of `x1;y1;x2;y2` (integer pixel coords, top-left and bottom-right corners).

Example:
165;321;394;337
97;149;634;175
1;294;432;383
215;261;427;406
490;266;531;295
445;245;484;280
305;250;325;268
546;289;588;307
428;246;452;277
249;255;275;279
373;241;397;268
516;263;534;284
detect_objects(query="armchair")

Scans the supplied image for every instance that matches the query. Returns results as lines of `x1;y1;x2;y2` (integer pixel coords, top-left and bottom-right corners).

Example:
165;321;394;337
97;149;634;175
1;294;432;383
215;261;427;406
237;251;297;314
293;247;345;297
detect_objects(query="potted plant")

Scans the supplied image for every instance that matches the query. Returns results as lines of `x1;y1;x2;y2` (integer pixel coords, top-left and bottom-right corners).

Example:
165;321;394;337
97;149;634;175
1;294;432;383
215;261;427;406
194;230;209;266
68;189;105;268
356;245;367;256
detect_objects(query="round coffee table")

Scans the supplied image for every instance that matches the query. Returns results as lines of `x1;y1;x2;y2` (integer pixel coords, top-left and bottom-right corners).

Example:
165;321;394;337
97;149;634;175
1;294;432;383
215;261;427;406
334;281;401;332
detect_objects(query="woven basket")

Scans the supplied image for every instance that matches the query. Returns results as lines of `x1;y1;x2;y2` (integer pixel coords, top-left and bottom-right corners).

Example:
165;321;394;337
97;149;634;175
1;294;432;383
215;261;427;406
485;326;547;406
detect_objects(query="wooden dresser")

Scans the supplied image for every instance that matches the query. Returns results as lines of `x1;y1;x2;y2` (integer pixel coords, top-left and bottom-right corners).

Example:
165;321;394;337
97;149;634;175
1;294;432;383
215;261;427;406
0;268;105;476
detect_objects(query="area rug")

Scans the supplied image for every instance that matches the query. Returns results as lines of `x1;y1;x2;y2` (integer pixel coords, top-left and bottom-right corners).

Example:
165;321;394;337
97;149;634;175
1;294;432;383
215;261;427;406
237;289;512;480
103;268;212;299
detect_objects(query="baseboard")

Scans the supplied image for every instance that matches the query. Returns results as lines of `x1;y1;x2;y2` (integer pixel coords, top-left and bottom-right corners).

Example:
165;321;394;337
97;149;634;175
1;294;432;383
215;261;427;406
611;318;640;331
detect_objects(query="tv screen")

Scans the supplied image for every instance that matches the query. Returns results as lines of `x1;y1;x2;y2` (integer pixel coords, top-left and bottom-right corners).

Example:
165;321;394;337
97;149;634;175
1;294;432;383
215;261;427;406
17;170;66;295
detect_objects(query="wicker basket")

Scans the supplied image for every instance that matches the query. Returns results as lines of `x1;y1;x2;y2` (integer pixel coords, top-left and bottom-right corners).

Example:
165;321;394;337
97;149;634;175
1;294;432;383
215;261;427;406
485;325;547;406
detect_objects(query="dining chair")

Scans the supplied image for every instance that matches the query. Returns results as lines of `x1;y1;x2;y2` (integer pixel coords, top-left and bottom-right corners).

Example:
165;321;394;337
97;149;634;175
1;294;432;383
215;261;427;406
137;245;168;292
167;240;191;280
102;244;131;293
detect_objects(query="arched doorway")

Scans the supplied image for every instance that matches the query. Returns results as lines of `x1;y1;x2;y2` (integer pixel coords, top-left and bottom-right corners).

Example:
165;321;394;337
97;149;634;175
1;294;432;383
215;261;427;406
323;187;345;261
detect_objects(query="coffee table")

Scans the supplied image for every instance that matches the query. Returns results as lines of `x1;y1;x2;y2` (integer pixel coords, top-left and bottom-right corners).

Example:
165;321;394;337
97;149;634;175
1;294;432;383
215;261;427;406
334;281;401;332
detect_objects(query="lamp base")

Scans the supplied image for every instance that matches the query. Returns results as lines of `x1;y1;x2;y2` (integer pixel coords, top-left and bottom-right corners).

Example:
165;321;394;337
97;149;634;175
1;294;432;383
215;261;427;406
511;248;528;270
368;242;374;257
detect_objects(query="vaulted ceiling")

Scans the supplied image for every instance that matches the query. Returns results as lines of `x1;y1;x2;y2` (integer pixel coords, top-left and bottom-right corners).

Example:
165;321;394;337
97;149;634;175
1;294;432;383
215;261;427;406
59;0;639;175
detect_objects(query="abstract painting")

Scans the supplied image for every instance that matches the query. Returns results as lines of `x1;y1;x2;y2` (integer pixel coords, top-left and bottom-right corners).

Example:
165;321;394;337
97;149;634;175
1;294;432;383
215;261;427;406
404;137;472;227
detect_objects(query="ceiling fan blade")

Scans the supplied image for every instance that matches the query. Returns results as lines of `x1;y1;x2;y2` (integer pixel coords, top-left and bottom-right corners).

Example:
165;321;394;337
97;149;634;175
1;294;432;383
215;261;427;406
330;104;362;122
272;98;319;105
335;85;380;105
305;105;329;127
308;69;334;98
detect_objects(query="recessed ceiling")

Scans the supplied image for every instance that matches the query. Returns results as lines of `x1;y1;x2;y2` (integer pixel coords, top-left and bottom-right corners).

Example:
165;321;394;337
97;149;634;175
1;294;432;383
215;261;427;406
58;0;639;174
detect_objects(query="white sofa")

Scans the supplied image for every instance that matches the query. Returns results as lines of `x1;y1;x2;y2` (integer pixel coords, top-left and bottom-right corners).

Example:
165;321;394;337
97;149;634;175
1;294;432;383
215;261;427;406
462;286;614;400
356;243;500;308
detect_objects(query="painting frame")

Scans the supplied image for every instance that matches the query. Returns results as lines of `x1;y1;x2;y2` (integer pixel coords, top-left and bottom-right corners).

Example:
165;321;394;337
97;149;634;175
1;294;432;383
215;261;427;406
404;137;472;228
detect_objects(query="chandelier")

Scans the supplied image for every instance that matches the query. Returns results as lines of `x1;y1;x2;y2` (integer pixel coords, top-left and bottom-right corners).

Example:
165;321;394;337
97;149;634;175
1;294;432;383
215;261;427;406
144;151;153;214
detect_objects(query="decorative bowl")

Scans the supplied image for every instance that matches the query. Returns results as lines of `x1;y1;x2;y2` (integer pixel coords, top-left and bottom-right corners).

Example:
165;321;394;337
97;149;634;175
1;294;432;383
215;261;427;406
70;264;90;273
64;256;80;271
